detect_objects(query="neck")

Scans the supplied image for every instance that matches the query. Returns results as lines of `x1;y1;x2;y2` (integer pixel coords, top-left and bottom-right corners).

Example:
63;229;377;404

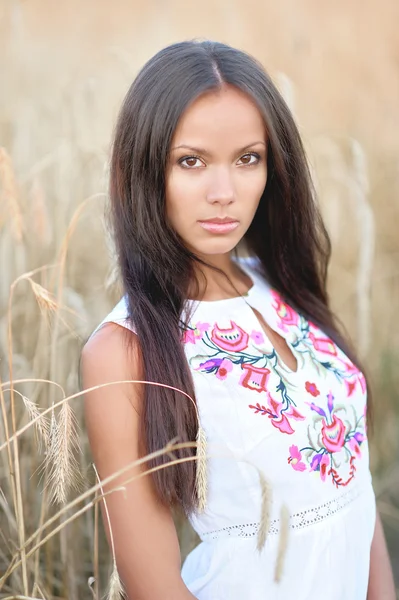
188;253;252;301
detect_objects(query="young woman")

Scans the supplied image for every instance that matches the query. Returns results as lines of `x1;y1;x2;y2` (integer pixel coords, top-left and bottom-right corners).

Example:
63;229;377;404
81;40;395;600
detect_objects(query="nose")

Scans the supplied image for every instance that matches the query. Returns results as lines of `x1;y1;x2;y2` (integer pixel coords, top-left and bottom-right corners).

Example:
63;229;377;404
206;166;235;205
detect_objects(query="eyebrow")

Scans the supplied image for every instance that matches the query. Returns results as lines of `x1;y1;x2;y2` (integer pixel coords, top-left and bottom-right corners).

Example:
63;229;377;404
170;141;266;156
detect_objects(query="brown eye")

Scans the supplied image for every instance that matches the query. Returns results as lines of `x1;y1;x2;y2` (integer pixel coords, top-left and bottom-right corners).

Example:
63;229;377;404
178;155;204;168
238;153;260;166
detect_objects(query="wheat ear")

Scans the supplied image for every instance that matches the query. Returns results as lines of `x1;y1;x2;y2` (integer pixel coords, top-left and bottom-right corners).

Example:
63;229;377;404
195;425;208;513
2;388;50;453
274;503;290;583
256;469;272;552
45;401;83;505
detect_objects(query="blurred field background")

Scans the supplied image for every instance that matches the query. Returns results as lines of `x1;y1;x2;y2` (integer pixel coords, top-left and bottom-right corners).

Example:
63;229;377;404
0;0;398;597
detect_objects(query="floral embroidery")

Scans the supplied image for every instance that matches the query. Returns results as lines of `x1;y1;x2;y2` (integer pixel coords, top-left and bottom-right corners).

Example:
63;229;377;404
197;357;233;380
250;330;265;345
288;390;366;487
249;392;305;434
183;321;210;344
288;445;307;471
311;453;330;482
270;291;299;331
270;303;367;400
305;381;320;397
185;284;367;488
308;332;338;356
189;320;305;433
240;365;270;393
211;321;249;352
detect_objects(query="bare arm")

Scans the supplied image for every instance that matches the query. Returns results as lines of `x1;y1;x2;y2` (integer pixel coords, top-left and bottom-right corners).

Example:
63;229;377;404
81;323;197;600
367;508;396;600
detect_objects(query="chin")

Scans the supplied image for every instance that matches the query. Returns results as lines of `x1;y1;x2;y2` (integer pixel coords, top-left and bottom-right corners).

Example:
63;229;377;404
191;240;239;258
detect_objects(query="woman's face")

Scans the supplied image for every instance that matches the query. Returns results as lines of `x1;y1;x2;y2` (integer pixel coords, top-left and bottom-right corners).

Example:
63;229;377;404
165;85;268;260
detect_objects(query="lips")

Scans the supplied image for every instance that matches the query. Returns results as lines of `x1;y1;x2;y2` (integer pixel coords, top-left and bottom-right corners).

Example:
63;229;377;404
198;221;240;234
199;218;238;224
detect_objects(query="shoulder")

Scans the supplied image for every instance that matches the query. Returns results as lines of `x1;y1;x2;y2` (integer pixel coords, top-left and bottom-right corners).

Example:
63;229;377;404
82;315;141;379
81;316;144;416
87;294;136;343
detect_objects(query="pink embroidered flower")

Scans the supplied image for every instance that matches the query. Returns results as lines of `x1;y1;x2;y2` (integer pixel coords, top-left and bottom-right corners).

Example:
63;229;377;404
271;412;295;434
354;431;365;443
321;413;346;453
285;405;306;421
265;394;304;434
183;321;210;344
198;357;223;372
310;452;323;471
345;380;357;397
349;437;362;458
211;321;249;352
309;452;330;482
216;358;233;380
308;332;338;356
249;394;302;434
239;364;270;393
288;445;307;471
250;330;265;345
271;290;299;331
197;357;233;381
305;381;320;397
342;360;360;375
319;454;330;482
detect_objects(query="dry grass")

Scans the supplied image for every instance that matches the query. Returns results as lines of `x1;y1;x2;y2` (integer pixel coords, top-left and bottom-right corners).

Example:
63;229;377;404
0;0;398;597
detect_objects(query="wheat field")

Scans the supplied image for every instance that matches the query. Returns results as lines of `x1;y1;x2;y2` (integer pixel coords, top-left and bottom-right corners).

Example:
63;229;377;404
0;0;398;597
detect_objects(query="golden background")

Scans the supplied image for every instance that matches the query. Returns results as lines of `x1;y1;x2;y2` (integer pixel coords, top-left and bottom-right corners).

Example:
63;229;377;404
0;0;398;597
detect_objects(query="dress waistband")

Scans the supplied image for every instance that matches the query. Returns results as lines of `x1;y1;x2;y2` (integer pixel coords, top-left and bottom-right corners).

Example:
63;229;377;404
199;481;372;542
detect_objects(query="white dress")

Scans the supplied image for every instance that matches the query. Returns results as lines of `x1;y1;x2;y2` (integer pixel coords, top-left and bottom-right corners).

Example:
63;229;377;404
91;257;376;600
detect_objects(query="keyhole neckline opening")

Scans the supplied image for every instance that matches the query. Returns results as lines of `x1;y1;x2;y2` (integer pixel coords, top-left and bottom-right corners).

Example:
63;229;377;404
186;256;300;375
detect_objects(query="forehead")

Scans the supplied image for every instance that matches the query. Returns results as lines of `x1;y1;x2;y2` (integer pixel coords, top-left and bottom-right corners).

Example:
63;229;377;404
172;85;266;144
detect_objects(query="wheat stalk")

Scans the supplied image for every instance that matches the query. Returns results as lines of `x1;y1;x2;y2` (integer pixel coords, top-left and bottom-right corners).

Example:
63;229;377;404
0;146;24;241
47;193;106;407
92;464;125;600
195;425;208;513
31;581;48;599
3;594;43;600
30;176;52;246
256;469;272;552
91;484;100;600
6;282;30;594
350;139;374;358
0;379;195;450
0;444;197;586
274;503;290;583
0;376;207;511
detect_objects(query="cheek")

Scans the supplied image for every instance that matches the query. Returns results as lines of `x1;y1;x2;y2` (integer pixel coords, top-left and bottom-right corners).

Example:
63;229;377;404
237;168;267;207
165;171;203;218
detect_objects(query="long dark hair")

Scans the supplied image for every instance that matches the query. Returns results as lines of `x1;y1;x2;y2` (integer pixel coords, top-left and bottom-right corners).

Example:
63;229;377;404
108;39;372;514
